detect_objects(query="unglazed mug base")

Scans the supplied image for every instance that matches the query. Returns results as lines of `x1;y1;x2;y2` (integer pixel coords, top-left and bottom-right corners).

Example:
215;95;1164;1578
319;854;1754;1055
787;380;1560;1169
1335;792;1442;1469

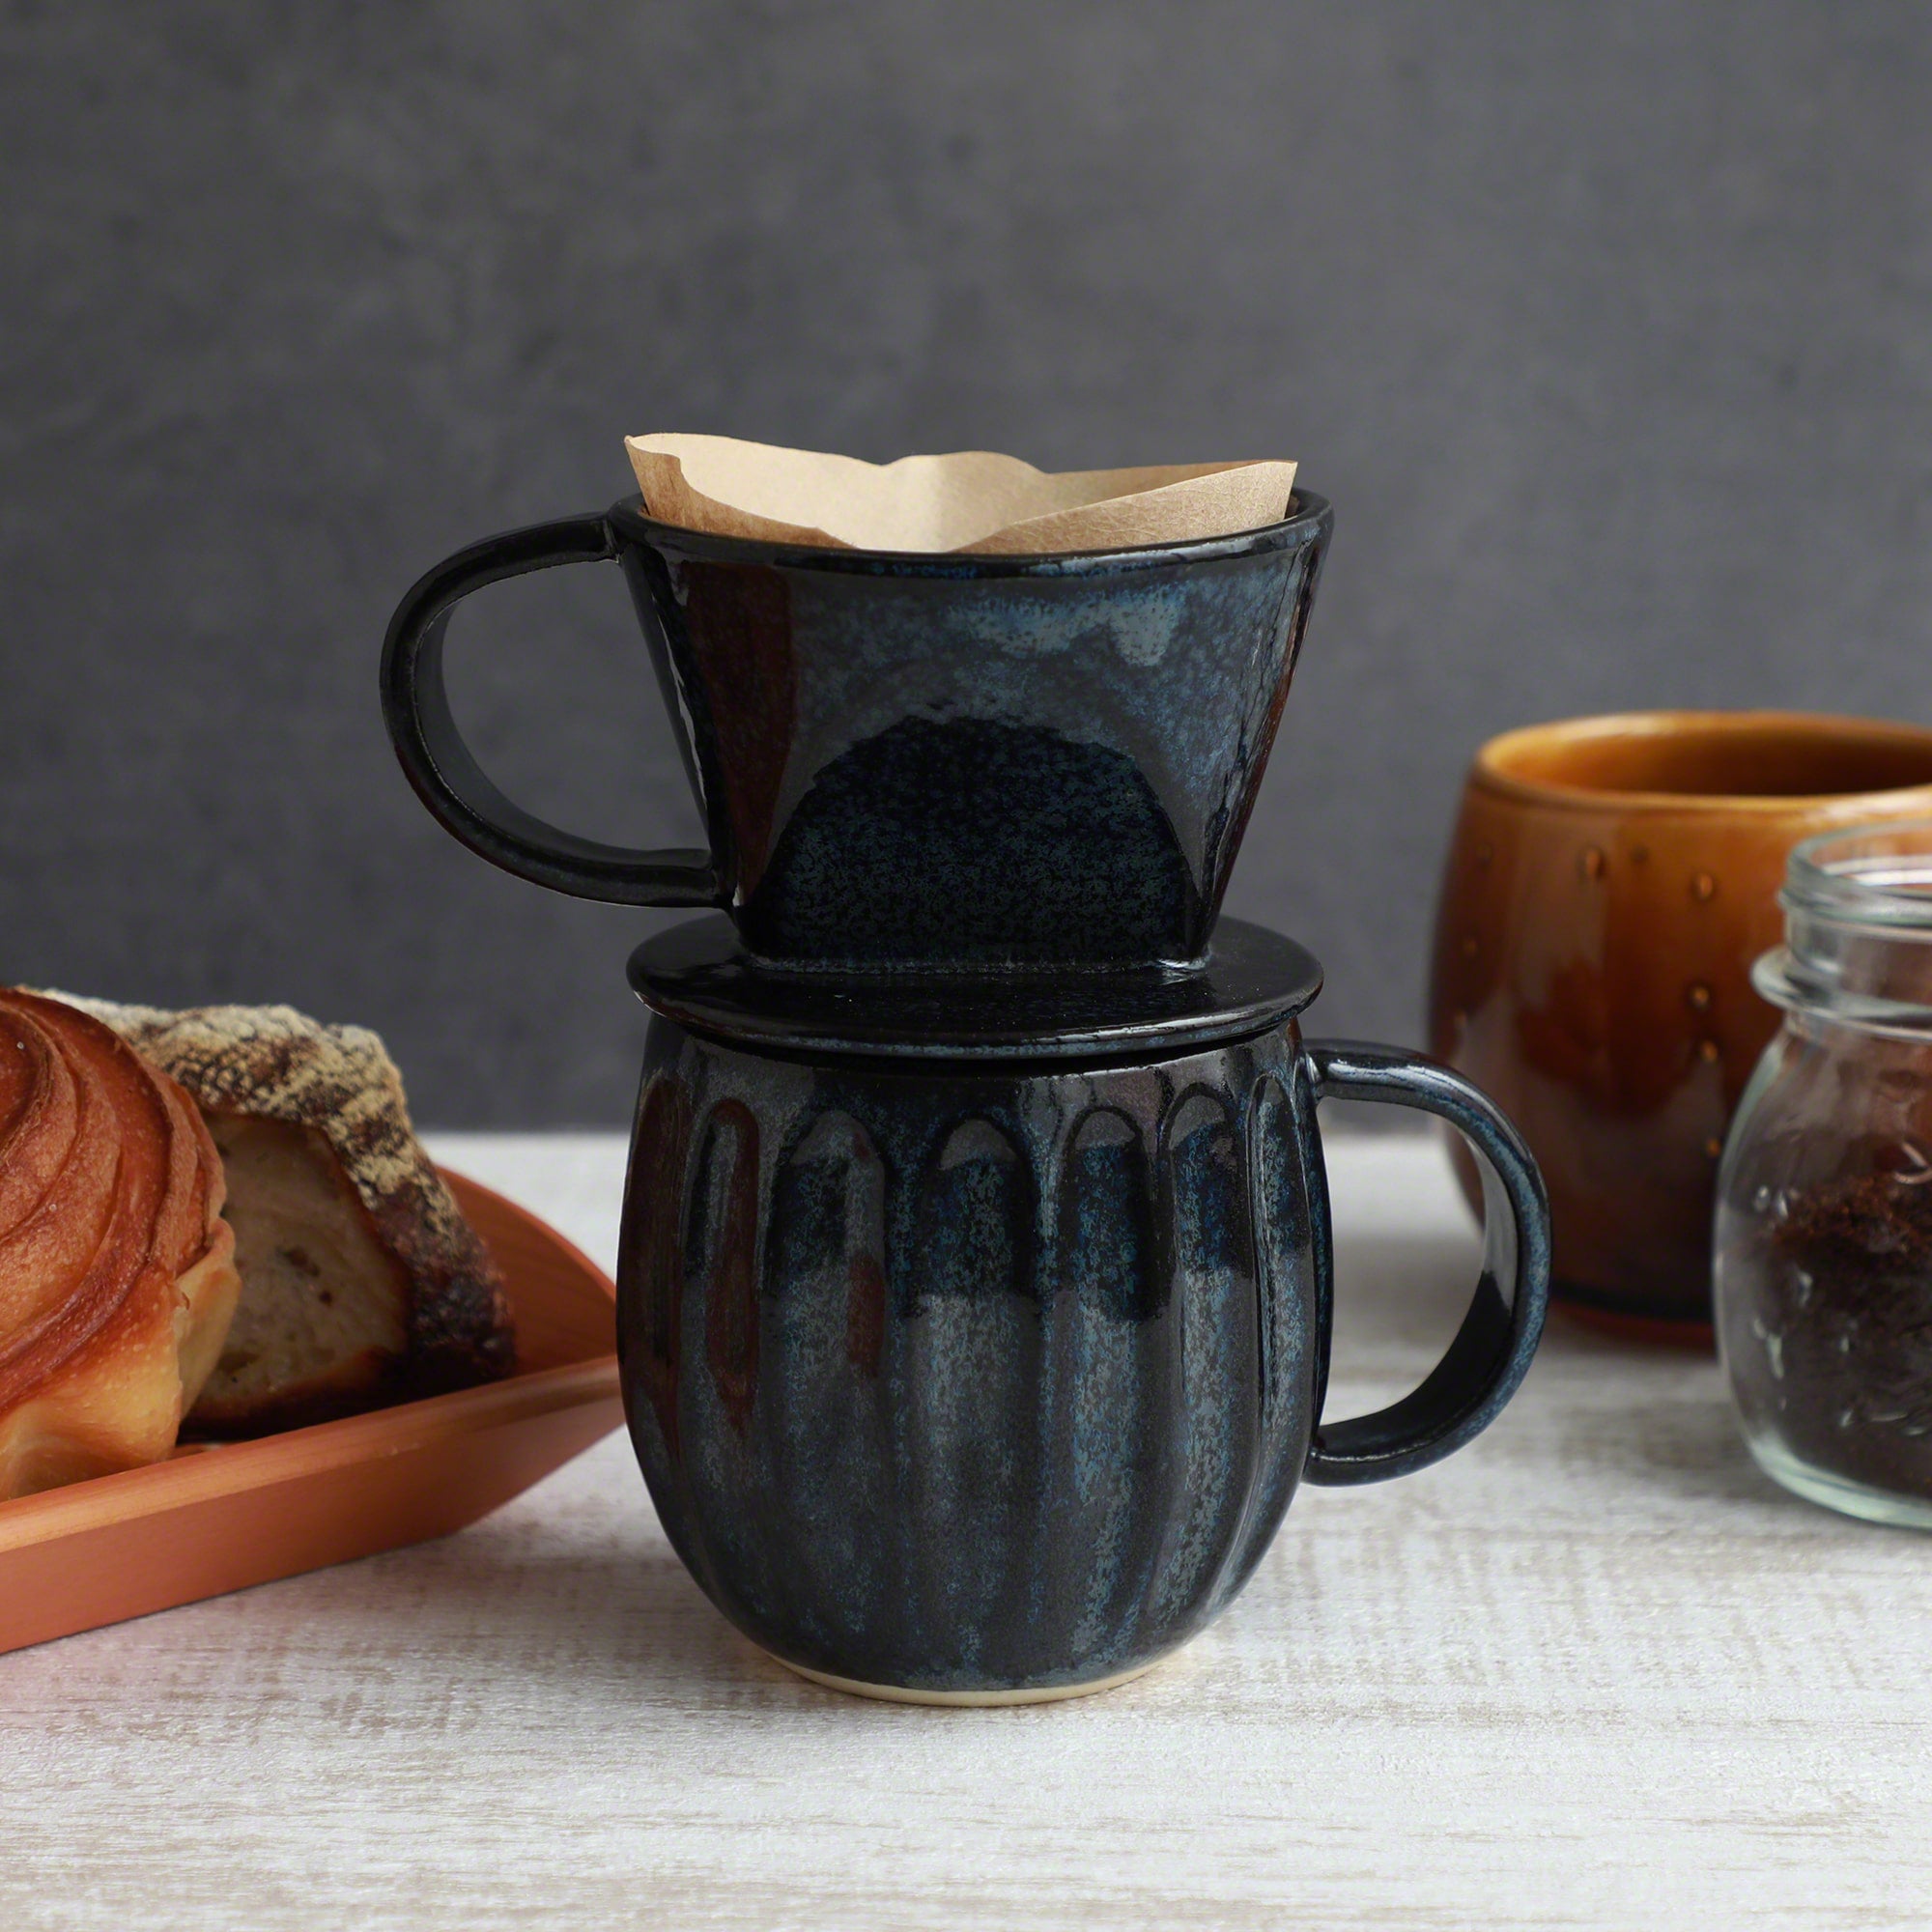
768;1650;1170;1707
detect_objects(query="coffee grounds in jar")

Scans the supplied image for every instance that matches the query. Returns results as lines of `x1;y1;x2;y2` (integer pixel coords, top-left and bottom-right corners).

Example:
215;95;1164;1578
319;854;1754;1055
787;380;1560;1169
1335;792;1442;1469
1756;1163;1932;1498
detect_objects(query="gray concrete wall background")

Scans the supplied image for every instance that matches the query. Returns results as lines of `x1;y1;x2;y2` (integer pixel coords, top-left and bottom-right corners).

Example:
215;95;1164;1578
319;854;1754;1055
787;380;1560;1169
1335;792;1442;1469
4;2;1930;1123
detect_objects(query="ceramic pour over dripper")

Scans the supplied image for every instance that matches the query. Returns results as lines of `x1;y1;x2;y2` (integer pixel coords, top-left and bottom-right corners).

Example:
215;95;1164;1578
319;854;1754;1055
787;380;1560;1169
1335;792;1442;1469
382;439;1322;967
624;434;1297;554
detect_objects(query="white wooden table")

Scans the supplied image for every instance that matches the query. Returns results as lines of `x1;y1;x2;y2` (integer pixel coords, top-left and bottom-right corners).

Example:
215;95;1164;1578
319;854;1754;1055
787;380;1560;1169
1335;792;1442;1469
5;1132;1928;1930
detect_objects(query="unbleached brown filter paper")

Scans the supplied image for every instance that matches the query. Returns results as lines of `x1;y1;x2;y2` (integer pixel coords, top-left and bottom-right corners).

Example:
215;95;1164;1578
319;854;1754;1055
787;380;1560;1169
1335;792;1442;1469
625;434;1297;554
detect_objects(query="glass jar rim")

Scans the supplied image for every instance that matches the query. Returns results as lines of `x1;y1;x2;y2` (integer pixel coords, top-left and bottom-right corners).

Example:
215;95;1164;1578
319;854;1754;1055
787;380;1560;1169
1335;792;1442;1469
1760;818;1932;1036
1781;819;1932;931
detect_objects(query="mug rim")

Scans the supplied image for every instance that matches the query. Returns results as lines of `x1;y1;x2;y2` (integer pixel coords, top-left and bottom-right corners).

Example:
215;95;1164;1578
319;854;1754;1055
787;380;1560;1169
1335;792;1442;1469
1469;709;1932;815
604;490;1331;576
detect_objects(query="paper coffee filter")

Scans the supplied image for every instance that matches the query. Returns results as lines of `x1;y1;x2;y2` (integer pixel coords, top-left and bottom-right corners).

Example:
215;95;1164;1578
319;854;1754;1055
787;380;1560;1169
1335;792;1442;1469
625;434;1297;554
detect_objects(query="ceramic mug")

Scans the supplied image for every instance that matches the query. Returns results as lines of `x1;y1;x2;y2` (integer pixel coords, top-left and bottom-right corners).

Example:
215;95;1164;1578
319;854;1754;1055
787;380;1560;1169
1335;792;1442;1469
381;495;1331;967
1429;711;1932;1331
617;992;1549;1703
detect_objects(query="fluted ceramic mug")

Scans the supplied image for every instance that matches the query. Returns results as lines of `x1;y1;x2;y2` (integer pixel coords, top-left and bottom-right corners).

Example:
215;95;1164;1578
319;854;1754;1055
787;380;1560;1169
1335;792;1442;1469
616;996;1549;1703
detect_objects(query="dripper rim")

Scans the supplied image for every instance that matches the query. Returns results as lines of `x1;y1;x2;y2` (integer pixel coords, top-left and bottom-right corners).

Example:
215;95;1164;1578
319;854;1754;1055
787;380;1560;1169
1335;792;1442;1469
604;490;1332;576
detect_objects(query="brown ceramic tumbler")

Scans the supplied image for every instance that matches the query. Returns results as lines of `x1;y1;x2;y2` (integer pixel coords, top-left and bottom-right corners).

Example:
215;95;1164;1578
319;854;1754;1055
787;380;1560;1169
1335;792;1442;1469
1429;711;1932;1334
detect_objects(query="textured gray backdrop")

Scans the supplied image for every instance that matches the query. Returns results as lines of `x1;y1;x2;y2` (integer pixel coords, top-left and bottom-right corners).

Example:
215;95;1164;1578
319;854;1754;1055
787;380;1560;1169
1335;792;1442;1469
5;3;1930;1124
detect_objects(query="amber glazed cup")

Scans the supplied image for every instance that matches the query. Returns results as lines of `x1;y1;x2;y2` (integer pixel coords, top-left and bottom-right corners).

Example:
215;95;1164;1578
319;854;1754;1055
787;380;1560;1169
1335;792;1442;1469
1429;711;1932;1334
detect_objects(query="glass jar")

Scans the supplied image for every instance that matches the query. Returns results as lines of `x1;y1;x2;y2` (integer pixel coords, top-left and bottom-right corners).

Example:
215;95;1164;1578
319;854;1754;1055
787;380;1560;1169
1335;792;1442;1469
1716;821;1932;1528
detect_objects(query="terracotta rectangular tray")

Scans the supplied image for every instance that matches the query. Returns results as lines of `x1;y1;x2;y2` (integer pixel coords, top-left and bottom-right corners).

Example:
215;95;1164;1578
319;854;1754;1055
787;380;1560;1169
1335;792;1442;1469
0;1171;623;1657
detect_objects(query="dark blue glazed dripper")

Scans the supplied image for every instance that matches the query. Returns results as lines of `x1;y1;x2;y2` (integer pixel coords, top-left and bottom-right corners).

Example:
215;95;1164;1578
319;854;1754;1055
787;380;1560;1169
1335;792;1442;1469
383;494;1331;968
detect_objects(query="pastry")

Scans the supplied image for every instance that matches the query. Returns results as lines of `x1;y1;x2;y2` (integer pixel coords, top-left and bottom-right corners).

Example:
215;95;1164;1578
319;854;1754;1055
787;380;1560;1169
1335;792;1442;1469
0;990;241;1498
59;997;516;1435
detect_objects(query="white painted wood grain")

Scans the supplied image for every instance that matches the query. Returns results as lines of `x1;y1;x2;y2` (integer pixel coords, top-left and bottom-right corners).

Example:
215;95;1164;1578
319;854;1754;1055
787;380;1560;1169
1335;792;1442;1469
4;1132;1928;1931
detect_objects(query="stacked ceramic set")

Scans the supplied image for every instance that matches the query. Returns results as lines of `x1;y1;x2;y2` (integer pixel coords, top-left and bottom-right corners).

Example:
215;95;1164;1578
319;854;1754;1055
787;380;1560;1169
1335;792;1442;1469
378;440;1549;1701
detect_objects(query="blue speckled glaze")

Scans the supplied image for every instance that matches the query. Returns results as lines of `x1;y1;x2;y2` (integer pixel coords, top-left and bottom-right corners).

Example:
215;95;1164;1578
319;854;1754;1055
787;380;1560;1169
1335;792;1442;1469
617;1014;1326;1695
611;494;1330;964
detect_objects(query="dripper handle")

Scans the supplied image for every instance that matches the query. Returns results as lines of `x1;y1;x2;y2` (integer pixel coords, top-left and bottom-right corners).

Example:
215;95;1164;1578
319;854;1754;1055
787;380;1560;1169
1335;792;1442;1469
381;515;722;907
1299;1040;1550;1485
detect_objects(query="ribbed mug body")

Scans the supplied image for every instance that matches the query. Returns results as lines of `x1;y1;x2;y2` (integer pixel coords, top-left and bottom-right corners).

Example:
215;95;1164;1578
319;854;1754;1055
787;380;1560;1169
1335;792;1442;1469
615;1016;1325;1696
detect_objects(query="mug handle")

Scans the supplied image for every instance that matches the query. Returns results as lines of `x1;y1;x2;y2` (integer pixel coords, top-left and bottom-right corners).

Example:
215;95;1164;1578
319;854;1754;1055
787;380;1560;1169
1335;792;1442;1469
1299;1039;1550;1485
380;515;723;906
